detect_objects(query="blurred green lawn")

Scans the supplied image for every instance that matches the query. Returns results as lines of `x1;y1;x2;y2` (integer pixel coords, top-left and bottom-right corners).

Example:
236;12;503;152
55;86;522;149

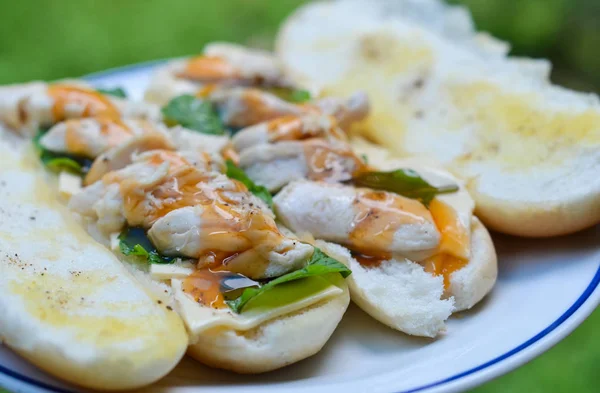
0;1;598;392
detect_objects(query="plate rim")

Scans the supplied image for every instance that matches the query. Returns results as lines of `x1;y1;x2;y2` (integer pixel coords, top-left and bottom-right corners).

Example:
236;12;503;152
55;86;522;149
0;62;599;393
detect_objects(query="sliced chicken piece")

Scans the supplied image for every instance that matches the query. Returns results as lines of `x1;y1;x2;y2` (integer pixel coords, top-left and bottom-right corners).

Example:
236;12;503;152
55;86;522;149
169;125;230;155
72;149;312;279
40;117;165;158
274;180;441;261
238;138;366;192
314;91;370;129
211;87;308;128
148;201;313;279
210;87;370;129
231;114;347;153
0;82;161;136
181;42;288;86
84;132;176;185
70;151;178;235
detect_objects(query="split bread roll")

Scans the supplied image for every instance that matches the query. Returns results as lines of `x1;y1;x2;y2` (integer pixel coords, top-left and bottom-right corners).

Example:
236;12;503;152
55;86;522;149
274;143;497;337
352;138;498;314
182;274;350;373
0;132;189;390
276;0;600;237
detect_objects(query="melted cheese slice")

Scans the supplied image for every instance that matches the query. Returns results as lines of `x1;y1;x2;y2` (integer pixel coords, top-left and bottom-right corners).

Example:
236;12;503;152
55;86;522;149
172;275;343;337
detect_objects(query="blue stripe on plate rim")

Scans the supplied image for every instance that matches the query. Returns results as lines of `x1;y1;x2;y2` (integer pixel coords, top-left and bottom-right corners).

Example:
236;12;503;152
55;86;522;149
1;263;598;393
0;63;598;393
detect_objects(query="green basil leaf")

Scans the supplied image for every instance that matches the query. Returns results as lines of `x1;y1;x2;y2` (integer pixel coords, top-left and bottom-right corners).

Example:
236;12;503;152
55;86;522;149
265;87;311;103
226;247;351;313
161;94;225;135
118;227;175;264
351;169;459;206
97;87;127;98
225;159;273;209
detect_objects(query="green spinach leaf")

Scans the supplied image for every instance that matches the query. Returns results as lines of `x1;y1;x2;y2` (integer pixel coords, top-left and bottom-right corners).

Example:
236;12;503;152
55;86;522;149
226;247;351;313
97;87;127;98
351;169;458;206
162;94;225;135
118;227;175;264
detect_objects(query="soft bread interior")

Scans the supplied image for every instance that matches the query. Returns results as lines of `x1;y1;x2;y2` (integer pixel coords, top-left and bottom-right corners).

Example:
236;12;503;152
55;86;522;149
276;0;600;237
316;241;452;338
0;135;189;391
186;275;350;374
316;217;496;337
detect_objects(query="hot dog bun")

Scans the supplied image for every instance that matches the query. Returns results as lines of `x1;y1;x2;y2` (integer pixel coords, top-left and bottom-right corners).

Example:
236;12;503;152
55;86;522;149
276;0;600;238
0;133;189;390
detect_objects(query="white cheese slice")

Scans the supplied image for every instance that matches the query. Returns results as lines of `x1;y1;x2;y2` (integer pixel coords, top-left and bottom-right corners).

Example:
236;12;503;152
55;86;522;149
58;171;82;199
109;232;120;251
151;263;195;281
172;275;343;337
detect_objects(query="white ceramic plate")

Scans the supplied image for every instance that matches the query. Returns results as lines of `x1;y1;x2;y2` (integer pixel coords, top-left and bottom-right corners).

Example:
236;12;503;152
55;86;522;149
1;64;599;393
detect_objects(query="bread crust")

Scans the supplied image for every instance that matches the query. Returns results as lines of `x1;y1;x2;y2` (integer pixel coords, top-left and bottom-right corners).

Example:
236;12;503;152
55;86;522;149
449;217;497;311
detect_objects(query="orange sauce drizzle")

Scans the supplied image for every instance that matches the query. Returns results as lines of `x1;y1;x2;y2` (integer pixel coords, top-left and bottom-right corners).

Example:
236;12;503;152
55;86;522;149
178;56;239;81
105;150;288;282
47;85;120;122
182;268;260;309
221;143;240;164
196;83;218;98
182;269;229;309
231;89;295;126
424;198;470;289
266;115;307;141
302;138;367;182
348;190;434;257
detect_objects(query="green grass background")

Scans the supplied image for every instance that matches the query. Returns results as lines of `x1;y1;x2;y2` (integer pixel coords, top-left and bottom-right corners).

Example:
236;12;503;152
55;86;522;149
0;1;598;392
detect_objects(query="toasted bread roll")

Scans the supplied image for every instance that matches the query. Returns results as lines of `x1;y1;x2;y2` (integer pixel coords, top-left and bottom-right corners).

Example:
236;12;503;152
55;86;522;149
277;0;600;237
0;135;188;390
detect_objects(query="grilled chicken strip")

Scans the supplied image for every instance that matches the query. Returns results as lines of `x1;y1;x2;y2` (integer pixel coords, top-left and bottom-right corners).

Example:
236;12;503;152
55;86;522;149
70;149;312;279
274;180;442;262
0;82;161;135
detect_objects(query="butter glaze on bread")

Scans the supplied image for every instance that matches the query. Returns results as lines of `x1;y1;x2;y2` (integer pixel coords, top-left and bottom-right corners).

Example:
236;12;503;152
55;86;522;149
0;132;189;391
